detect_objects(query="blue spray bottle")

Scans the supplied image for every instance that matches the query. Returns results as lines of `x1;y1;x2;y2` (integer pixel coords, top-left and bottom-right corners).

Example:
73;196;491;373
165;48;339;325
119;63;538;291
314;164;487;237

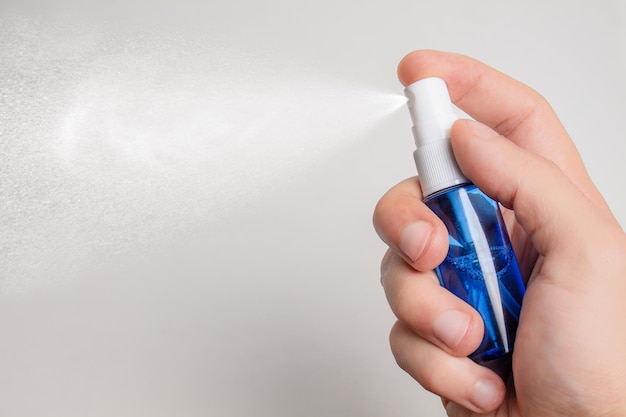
404;77;526;378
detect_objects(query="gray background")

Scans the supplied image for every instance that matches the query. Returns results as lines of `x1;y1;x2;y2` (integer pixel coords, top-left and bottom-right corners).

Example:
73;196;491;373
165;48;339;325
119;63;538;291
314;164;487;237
2;1;625;416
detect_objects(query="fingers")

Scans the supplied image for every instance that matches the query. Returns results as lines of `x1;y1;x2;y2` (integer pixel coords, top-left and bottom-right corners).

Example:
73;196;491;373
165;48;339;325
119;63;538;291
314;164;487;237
390;321;506;414
379;219;505;414
381;250;484;355
373;177;449;272
450;119;610;257
398;50;559;144
397;50;607;208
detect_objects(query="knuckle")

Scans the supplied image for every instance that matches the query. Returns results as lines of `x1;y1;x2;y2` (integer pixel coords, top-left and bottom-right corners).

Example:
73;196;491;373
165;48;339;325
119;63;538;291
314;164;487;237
389;321;411;372
380;248;395;283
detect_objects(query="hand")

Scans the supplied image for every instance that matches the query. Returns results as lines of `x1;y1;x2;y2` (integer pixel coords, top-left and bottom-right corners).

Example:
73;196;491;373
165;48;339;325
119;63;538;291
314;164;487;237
373;50;626;416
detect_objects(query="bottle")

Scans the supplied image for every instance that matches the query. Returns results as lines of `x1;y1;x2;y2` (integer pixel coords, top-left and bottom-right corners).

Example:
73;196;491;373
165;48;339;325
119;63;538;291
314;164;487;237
404;77;526;378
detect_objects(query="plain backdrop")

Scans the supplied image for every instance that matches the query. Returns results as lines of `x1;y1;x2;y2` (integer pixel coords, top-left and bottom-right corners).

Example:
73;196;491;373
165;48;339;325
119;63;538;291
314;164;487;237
1;1;625;416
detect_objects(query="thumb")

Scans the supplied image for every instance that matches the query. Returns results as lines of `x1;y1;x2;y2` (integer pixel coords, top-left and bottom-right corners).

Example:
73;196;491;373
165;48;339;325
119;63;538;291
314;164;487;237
450;118;598;257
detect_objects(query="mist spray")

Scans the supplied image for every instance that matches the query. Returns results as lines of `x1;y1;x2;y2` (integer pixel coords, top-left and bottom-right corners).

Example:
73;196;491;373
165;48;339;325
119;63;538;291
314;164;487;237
404;77;525;378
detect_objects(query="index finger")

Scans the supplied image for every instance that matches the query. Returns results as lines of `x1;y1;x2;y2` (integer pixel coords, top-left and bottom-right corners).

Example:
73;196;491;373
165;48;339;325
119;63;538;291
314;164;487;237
398;50;556;143
398;49;605;210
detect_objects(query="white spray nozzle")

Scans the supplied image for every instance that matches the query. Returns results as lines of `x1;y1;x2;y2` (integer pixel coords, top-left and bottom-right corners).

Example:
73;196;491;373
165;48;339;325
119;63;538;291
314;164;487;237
404;77;468;197
405;77;459;146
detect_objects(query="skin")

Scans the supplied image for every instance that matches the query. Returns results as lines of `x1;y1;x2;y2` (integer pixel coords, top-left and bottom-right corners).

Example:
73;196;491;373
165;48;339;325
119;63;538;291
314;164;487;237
373;50;626;417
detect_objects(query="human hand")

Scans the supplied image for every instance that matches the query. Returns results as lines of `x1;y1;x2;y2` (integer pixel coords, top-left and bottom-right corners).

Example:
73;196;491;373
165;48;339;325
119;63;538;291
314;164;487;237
373;50;626;416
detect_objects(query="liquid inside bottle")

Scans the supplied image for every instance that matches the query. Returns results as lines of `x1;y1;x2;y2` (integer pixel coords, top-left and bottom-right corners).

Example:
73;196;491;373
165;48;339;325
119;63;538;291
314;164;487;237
425;184;526;373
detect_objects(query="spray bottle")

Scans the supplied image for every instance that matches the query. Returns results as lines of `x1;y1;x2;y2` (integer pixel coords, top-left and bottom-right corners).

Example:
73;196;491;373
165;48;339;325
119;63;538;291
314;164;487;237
404;77;526;378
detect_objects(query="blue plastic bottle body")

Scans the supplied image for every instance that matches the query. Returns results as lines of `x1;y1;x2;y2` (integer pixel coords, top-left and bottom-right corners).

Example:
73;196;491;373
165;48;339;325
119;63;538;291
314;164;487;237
424;183;526;371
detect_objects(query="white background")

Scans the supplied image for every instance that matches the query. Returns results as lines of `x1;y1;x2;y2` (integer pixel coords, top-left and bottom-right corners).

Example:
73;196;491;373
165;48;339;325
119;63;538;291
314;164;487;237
1;1;625;416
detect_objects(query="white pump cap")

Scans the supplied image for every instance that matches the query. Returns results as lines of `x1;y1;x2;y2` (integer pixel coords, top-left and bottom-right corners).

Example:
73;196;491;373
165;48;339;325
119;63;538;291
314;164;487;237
405;77;468;197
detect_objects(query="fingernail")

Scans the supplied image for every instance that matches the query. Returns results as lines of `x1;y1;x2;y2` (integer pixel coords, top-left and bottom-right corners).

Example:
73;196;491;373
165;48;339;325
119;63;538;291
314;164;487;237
433;310;470;349
399;221;432;262
472;379;500;411
466;119;496;138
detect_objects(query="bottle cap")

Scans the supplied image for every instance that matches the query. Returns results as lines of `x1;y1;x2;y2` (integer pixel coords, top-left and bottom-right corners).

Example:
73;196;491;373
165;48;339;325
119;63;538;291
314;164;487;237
405;77;468;197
